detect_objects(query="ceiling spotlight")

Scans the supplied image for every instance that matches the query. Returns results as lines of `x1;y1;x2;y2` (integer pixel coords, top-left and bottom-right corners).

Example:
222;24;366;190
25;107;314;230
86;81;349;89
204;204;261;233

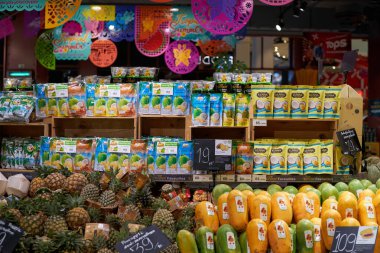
275;18;284;32
300;1;307;12
108;24;115;31
170;7;179;12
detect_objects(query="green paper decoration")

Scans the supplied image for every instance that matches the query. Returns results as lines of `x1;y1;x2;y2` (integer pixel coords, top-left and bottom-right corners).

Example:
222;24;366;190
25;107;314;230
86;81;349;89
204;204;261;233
35;30;56;70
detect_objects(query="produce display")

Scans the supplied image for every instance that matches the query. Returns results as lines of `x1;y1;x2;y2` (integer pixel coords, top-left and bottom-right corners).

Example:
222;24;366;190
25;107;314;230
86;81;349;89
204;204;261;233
3;77;33;91
111;67;158;83
1;138;40;169
213;72;272;93
0;93;35;122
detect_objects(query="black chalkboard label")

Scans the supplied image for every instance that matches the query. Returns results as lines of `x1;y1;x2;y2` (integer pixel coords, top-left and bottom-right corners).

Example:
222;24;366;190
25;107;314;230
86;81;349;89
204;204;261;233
0;220;24;253
336;128;362;156
116;225;171;253
331;226;378;253
193;139;232;171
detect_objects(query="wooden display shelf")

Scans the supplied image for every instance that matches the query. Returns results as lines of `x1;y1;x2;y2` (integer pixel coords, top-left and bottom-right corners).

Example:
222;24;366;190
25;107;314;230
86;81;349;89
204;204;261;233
138;115;190;140
51;117;137;138
190;125;250;141
0;121;50;137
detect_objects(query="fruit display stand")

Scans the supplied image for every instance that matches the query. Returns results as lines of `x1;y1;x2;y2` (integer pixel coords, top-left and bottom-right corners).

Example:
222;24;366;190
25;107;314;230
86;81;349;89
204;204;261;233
138;115;190;140
0;121;50;138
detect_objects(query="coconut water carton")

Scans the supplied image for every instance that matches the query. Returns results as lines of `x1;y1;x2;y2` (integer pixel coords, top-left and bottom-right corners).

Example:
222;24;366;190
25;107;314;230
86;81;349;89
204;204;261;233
209;93;222;126
94;137;108;172
138;82;151;115
178;141;193;174
173;82;190;116
191;94;209;126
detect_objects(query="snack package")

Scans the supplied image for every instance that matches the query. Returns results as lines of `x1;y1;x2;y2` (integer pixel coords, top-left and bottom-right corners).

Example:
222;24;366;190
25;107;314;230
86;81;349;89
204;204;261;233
138;82;151;115
214;72;232;93
191;80;204;93
251;85;275;118
323;86;341;119
130;140;148;174
40;137;51;167
244;73;255;94
222;93;236;126
111;67;128;78
3;78;19;91
107;138;131;173
308;87;324;119
321;140;334;174
290;85;309;118
97;76;111;84
6;95;35;122
178;141;193;174
146;139;155;174
231;73;246;93
126;67;141;83
253;141;271;174
203;81;215;92
74;139;95;172
192;94;209;126
68;82;86;117
273;86;291;118
209;93;222;126
253;73;272;84
235;93;250;126
94;137;108;172
18;78;33;91
173;82;190;116
286;141;304;174
140;67;158;81
270;141;287;175
335;145;352;175
83;75;98;84
303;140;321;174
86;83;96;117
235;141;254;174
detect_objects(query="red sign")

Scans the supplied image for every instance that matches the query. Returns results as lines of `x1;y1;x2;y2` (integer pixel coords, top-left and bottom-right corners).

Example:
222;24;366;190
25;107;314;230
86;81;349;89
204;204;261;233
89;39;117;68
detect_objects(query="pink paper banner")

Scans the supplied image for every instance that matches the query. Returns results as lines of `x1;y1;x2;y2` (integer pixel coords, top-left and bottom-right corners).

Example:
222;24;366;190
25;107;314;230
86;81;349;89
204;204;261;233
0;17;15;39
24;11;41;37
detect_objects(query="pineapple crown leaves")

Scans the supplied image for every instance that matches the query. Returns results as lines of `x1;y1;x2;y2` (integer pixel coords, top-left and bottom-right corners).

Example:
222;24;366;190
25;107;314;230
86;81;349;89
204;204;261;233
138;215;153;227
32;236;57;253
59;166;73;177
53;231;84;252
37;166;56;178
105;214;122;230
14;235;34;253
65;195;86;209
87;207;104;223
0;206;19;226
108;177;125;193
151;197;170;211
86;171;102;185
43;199;66;217
91;234;109;251
18;198;46;216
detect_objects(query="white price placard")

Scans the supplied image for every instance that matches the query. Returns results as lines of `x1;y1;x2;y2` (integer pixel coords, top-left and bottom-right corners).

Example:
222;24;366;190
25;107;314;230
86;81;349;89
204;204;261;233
252;119;267;127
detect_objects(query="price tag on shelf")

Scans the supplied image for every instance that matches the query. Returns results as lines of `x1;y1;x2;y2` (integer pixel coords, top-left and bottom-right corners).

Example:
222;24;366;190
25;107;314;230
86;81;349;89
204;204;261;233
252;174;267;182
331;226;378;253
336;128;362;156
0;220;24;253
217;174;235;182
193;139;232;171
237;174;252;182
193;174;213;182
252;119;267;127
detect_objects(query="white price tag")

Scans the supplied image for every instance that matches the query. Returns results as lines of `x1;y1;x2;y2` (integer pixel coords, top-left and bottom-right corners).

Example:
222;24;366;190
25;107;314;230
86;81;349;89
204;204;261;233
217;174;235;182
252;174;267;182
193;174;213;182
252;119;267;127
237;174;252;182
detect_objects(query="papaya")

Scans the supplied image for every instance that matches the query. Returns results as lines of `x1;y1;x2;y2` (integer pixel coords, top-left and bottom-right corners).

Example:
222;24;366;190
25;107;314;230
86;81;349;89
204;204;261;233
374;228;380;253
296;219;314;253
321;209;342;250
358;200;377;225
271;192;292;225
235;183;253;192
293;192;320;223
196;226;215;253
217;192;230;225
321;198;338;215
257;190;271;199
340;217;360;226
216;224;242;253
215;235;222;253
358;189;375;204
299;184;314;193
227;190;248;232
195;201;219;233
177;230;199;253
373;194;380;224
246;219;268;253
242;190;254;199
239;232;250;253
289;224;296;253
248;194;271;227
213;184;232;205
268;219;292;253
338;191;358;219
310;218;326;253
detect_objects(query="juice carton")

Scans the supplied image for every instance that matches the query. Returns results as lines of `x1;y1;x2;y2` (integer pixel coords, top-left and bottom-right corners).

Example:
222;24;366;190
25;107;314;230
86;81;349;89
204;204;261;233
235;141;254;174
107;138;132;173
94;137;108;172
192;94;209;126
74;138;95;172
138;82;151;115
130;139;148;174
86;83;96;117
235;93;250;126
222;93;236;126
178;141;193;174
173;82;190;116
209;93;222;126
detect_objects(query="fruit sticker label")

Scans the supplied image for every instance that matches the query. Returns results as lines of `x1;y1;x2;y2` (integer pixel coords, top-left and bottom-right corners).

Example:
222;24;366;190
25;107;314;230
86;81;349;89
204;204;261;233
304;197;314;215
257;223;266;241
346;208;354;218
330;202;337;210
365;196;373;202
156;142;178;155
235;196;245;213
153;83;174;96
259;204;268;221
226;232;236;249
314;225;321;242
222;203;229;220
277;197;288;210
327;218;335;237
55;139;76;153
365;203;375;219
275;221;286;238
304;230;314;248
108;140;131;153
288;194;295;205
206;232;214;250
48;84;68;98
206;202;215;216
356;189;363;198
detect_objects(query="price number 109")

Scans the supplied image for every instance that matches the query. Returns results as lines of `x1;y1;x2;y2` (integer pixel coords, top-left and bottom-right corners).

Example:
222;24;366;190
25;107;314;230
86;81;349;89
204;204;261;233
331;232;356;253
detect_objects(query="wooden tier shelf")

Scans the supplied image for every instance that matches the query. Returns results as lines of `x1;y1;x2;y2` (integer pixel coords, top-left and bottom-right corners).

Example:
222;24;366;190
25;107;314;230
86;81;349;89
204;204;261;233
0;121;50;137
138;115;191;140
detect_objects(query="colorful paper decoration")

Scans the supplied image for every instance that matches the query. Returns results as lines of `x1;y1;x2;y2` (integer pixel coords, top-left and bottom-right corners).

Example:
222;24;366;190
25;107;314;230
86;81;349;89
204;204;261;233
150;0;173;2
82;5;115;21
170;6;206;41
197;39;234;56
135;6;172;57
165;40;199;74
191;0;253;35
45;0;82;29
102;6;135;42
35;30;56;70
85;19;105;39
24;11;41;37
0;0;45;11
259;0;293;6
89;39;118;68
0;17;14;39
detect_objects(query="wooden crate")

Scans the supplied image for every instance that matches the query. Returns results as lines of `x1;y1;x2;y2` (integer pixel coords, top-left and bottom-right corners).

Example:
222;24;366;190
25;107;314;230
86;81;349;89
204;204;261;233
51;117;137;138
138;115;190;139
0;121;50;137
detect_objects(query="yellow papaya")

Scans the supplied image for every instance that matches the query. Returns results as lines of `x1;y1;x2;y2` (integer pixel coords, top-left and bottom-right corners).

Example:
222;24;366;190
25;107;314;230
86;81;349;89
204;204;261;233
227;190;248;232
271;192;292;225
248;194;271;227
257;190;271;199
217;192;229;226
321;209;342;250
338;191;358;219
195;201;219;233
358;189;375;204
321;198;338;215
246;219;268;253
268;219;292;253
373;194;380;225
340;217;360;226
177;230;199;253
358;200;377;226
310;218;326;253
293;192;320;223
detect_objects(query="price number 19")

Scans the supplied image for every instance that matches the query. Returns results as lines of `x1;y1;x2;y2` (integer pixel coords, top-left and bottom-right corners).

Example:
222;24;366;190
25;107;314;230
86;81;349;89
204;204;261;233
196;147;210;164
331;232;356;252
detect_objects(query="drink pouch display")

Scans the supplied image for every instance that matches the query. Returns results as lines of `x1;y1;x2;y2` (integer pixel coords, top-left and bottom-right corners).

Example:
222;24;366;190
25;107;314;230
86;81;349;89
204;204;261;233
57;98;69;117
209;93;222;126
94;137;108;172
177;141;193;174
86;83;96;117
214;72;232;93
68;82;86;117
50;138;76;170
75;139;95;172
173;82;190;116
252;85;275;118
323;86;341;119
83;75;98;84
308;87;324;118
147;139;155;174
231;73;247;93
150;83;163;114
286;141;304;174
40;137;51;167
126;67;141;83
253;141;271;174
161;95;173;115
253;73;272;84
222;93;236;127
303;140;321;174
270;141;288;175
291;85;309;118
235;93;250;126
192;94;210;126
106;98;119;117
94;97;107;117
138;82;151;115
155;141;178;174
336;145;352;175
130;140;148;174
235;141;254;174
97;76;111;85
273;86;291;118
118;96;136;117
203;81;215;92
154;142;168;174
107;138;132;173
321;140;334;174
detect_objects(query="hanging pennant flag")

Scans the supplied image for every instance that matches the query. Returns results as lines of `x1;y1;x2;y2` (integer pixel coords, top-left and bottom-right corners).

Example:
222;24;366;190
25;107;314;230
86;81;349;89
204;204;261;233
170;6;206;41
84;19;104;39
259;0;293;6
197;39;234;56
191;0;253;35
35;30;56;70
24;11;41;37
82;5;115;21
165;40;199;74
102;5;135;42
89;39;118;68
0;0;45;11
135;6;172;57
0;17;15;39
45;0;82;29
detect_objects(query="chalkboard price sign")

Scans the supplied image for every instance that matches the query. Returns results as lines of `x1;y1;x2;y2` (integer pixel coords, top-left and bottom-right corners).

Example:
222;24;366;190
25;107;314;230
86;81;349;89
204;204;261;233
0;220;24;253
193;139;232;171
116;225;171;253
336;128;362;156
331;226;378;253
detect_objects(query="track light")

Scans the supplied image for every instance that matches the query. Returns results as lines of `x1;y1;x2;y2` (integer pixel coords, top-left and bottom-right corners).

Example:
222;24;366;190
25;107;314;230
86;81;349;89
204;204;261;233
275;17;284;31
300;1;307;12
293;6;301;18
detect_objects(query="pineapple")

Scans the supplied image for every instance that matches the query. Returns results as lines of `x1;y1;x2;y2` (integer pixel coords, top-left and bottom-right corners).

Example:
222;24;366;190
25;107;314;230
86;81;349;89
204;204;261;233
160;243;180;253
105;214;122;230
152;209;176;242
87;207;103;223
53;231;84;253
43;199;68;236
32;236;57;253
65;196;90;230
99;190;116;207
92;235;112;253
138;215;153;227
86;171;102;186
176;205;195;231
80;183;100;202
117;204;141;223
65;173;88;194
124;184;154;208
19;199;46;236
29;177;46;197
107;227;129;250
152;197;170;211
45;172;66;191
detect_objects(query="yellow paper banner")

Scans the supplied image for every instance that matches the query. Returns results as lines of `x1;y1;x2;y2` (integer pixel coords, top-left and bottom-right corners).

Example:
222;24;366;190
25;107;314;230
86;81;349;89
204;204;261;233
45;0;82;29
83;5;116;21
